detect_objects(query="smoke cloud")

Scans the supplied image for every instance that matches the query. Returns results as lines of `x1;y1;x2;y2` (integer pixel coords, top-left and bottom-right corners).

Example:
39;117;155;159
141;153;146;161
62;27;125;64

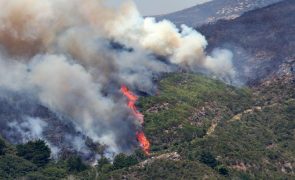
7;117;47;143
0;0;235;157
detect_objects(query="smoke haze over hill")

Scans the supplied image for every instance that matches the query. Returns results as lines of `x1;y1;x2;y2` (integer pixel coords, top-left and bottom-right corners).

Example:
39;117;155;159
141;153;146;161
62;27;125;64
0;0;235;158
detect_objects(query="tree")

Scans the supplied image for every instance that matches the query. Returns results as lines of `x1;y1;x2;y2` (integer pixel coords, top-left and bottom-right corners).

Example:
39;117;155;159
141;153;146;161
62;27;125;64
67;155;87;172
113;153;128;169
0;138;6;155
16;140;51;167
97;156;111;170
134;149;147;161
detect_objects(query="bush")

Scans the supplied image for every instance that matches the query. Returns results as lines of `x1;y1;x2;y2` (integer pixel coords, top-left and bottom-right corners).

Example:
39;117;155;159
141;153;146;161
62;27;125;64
25;172;50;180
217;165;229;176
97;156;111;171
134;149;147;161
67;156;87;172
101;164;113;173
41;166;67;178
16;140;51;167
113;153;138;170
0;155;37;179
182;124;207;141
26;164;67;179
199;151;218;168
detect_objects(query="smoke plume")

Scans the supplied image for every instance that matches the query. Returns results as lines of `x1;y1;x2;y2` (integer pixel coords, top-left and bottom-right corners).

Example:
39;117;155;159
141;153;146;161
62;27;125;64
0;0;235;157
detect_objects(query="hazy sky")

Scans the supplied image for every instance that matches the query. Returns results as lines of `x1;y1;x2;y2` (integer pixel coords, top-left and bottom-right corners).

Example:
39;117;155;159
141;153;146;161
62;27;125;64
107;0;212;16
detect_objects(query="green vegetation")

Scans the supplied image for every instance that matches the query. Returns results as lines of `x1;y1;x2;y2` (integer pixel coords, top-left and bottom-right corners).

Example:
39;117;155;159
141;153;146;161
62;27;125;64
199;151;218;168
0;73;294;179
106;160;222;180
97;156;111;170
78;73;294;179
26;166;67;180
139;73;252;151
0;155;37;179
16;140;51;167
113;153;138;170
0;139;86;179
67;155;88;172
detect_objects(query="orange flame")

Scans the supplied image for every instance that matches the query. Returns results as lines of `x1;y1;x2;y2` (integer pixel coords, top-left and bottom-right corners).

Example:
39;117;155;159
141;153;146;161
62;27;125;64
136;131;150;156
121;85;150;155
120;85;144;124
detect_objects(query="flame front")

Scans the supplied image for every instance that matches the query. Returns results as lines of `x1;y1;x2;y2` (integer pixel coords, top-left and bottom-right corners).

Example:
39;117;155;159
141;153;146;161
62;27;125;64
136;131;150;156
121;85;144;124
121;85;150;155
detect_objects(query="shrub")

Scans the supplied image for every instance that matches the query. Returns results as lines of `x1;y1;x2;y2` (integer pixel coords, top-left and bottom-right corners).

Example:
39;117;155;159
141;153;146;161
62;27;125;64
113;153;138;169
41;166;67;178
25;172;50;180
0;155;37;179
182;124;207;141
97;156;111;170
101;164;113;173
16;140;51;167
67;155;87;172
216;165;229;176
199;151;218;168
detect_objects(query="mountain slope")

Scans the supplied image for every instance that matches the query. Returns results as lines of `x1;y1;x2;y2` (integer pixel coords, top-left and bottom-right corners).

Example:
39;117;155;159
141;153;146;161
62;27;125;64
198;0;295;84
0;92;99;160
1;0;295;179
2;72;294;179
75;72;294;179
156;0;283;27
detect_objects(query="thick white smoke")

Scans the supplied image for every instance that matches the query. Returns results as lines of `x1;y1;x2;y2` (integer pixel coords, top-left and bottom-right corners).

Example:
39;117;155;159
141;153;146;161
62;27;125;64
7;117;47;143
0;0;235;156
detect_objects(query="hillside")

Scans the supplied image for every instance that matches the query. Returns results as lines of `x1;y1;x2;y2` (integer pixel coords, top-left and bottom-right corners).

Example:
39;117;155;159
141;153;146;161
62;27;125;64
1;72;294;179
156;0;282;27
0;92;100;160
198;0;295;85
101;73;295;179
0;0;295;179
158;0;295;85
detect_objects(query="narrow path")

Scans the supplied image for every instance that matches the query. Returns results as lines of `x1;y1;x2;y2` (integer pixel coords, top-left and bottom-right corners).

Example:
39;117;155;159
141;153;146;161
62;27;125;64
205;101;283;136
228;106;262;122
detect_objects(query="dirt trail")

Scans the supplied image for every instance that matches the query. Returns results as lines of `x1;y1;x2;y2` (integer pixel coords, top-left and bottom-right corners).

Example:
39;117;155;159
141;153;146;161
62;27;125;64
206;103;278;136
228;106;262;122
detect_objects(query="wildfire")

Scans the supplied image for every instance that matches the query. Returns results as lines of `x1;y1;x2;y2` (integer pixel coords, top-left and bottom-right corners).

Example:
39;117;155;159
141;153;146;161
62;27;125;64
120;85;150;155
120;85;144;124
136;131;150;156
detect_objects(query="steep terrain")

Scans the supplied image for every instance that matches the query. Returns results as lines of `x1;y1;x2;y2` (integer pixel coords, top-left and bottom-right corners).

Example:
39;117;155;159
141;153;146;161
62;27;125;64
100;1;295;179
0;92;100;160
198;0;295;85
100;73;294;179
0;0;295;179
2;71;294;179
157;0;282;27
